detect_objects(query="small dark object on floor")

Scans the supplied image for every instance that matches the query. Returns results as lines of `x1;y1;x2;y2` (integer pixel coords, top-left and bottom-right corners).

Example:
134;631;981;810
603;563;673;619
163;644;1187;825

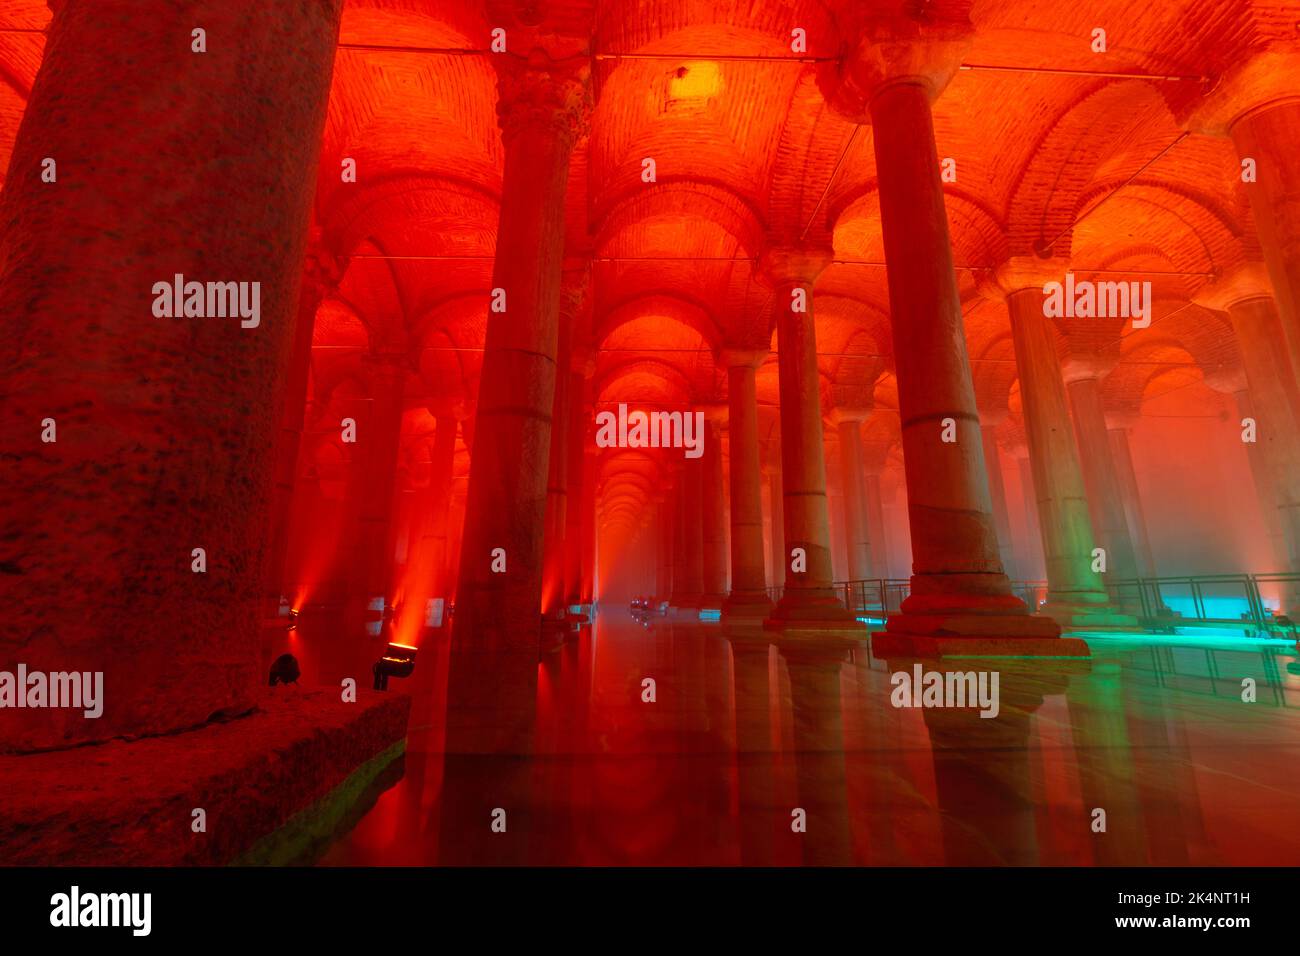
269;653;301;686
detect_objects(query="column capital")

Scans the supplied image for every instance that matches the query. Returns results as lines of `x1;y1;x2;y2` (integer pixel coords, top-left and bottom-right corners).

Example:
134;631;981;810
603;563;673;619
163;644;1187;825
699;403;728;424
978;405;1010;429
1192;262;1274;312
719;347;769;369
1061;352;1119;385
429;394;470;422
830;381;874;417
817;14;974;122
495;49;592;150
977;255;1072;301
760;244;834;287
1176;47;1300;135
829;406;870;426
1104;407;1142;431
1202;363;1250;396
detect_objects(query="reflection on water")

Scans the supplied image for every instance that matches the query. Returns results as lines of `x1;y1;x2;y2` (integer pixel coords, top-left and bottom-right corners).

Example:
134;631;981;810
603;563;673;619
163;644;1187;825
315;610;1300;866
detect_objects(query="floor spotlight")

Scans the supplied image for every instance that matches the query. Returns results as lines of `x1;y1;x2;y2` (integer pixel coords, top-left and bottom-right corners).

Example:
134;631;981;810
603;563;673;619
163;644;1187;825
372;642;417;690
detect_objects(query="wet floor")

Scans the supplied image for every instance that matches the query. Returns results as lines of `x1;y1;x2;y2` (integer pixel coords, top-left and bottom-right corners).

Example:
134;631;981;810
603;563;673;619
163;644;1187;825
317;609;1300;865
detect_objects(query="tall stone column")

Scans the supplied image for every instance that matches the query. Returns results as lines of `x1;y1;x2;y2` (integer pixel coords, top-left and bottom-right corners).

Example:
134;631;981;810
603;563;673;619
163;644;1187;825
1196;266;1300;601
1190;52;1300;408
657;493;674;604
762;247;857;630
723;351;774;619
541;331;570;621
0;0;344;751
1063;357;1142;597
864;468;890;580
768;467;785;591
1012;447;1046;585
579;446;597;605
671;454;705;610
422;411;460;606
833;411;873;581
563;349;594;611
1227;389;1289;570
818;22;1074;653
447;50;589;759
995;267;1124;626
978;411;1017;581
351;356;409;620
701;414;728;610
1105;411;1158;577
266;240;340;618
452;51;588;655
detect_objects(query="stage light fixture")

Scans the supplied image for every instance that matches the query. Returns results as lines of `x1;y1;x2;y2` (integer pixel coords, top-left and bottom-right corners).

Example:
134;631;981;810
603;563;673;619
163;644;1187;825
372;642;417;690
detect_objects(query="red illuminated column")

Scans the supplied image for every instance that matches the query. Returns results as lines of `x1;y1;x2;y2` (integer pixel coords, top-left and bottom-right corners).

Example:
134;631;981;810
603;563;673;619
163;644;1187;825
1063;357;1142;597
657;493;674;603
563;350;594;611
821;30;1072;651
762;247;857;629
768;462;785;590
452;52;589;656
579;446;597;605
348;356;408;629
723;351;774;618
1196;267;1300;597
978;412;1018;581
701;414;728;610
995;268;1125;626
864;468;890;580
672;452;706;610
421;411;459;606
1105;411;1159;577
1192;55;1300;408
833;411;873;581
0;0;343;750
1012;445;1046;584
266;240;340;618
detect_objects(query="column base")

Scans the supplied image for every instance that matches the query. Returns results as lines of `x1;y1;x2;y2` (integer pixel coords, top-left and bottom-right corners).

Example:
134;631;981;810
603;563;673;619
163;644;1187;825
1039;600;1138;629
721;591;774;623
877;590;1090;658
763;588;865;634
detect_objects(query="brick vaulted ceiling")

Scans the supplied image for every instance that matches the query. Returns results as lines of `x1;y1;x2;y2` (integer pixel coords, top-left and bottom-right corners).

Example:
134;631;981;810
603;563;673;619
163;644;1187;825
0;0;1286;536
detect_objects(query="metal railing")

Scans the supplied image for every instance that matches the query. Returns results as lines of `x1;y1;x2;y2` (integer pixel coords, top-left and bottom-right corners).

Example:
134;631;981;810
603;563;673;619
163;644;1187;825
819;572;1300;635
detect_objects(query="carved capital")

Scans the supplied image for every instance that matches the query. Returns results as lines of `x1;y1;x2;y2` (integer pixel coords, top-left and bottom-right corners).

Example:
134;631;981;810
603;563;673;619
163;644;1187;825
1192;262;1274;313
760;244;834;288
978;255;1072;300
818;13;974;122
495;49;592;150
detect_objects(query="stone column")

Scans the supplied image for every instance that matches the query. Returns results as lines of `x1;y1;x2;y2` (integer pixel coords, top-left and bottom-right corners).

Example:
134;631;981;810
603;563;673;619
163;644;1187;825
819;25;1073;653
350;356;409;623
541;331;570;621
723;351;774;619
1191;52;1300;409
1013;447;1046;585
864;469;890;580
423;411;459;605
995;267;1125;626
978;411;1017;581
833;411;873;581
657;493;674;605
1227;389;1289;570
446;50;589;758
1196;266;1300;600
701;414;728;610
579;446;597;605
266;240;340;618
1063;357;1142;599
1105;411;1158;577
768;468;785;591
0;0;345;751
762;247;857;630
671;454;705;610
563;349;594;612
